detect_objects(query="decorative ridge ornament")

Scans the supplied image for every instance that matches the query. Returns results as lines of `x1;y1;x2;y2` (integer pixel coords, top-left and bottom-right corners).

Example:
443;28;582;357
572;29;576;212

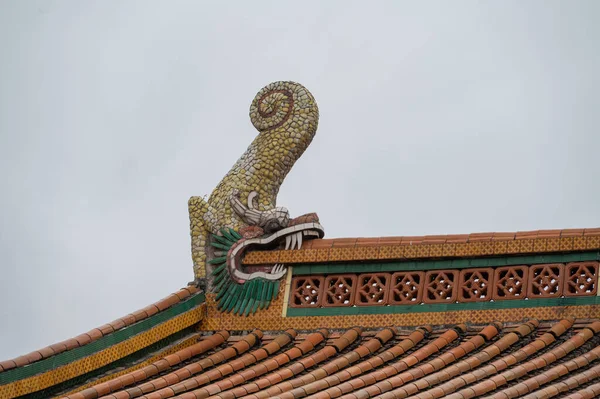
188;81;325;316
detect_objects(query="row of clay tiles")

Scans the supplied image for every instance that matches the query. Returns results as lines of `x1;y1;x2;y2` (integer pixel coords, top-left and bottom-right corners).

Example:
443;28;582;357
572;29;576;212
290;228;600;248
61;318;600;399
242;228;600;265
0;286;201;373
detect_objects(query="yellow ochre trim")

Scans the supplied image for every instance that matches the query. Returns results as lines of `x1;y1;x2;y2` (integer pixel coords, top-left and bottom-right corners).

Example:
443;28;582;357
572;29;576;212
281;266;293;317
200;291;600;331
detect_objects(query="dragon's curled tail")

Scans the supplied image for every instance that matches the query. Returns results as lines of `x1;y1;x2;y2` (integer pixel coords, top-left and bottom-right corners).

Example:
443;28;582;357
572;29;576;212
188;81;323;316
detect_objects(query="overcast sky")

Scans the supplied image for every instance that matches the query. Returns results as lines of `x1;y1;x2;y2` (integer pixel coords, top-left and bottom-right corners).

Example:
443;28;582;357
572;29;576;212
1;0;599;359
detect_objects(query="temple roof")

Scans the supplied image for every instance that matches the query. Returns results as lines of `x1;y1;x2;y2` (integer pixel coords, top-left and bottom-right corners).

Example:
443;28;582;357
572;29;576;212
64;319;600;399
3;81;600;398
2;227;600;398
9;318;600;399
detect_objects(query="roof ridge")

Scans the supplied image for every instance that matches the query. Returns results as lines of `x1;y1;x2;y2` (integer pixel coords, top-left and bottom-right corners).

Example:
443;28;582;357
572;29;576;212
0;285;201;373
243;227;600;266
294;227;600;248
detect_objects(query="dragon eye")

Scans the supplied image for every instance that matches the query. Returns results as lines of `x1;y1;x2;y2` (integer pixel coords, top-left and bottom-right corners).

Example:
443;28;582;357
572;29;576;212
265;220;281;233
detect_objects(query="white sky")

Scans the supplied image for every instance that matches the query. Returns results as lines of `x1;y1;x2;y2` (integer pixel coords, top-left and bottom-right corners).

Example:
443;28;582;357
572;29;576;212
0;0;599;359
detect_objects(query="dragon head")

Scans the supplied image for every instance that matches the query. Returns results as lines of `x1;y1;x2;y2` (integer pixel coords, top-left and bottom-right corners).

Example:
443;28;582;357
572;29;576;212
207;204;325;315
228;189;325;280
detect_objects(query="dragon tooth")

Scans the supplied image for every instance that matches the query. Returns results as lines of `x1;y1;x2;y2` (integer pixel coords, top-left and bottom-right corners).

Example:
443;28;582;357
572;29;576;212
290;233;297;250
285;235;291;250
297;231;303;249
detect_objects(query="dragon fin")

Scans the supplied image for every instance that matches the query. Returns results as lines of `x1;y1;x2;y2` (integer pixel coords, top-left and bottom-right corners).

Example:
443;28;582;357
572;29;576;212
210;228;279;316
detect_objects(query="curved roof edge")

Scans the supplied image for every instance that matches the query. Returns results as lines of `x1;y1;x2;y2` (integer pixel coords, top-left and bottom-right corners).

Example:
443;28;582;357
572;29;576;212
0;286;201;373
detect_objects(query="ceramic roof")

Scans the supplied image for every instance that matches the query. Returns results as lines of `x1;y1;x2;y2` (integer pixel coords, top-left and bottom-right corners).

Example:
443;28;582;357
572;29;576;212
2;225;600;398
4;81;600;398
47;319;600;399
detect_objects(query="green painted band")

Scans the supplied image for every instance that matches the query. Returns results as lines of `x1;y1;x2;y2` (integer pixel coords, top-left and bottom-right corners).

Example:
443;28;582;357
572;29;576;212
286;295;600;317
0;292;205;385
292;251;600;275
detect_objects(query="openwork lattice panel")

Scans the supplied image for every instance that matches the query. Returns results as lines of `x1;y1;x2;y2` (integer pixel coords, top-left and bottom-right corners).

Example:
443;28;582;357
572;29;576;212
354;273;390;306
563;261;599;297
286;260;599;309
528;263;564;298
322;274;357;307
493;265;528;301
389;271;424;304
289;276;324;308
423;270;458;304
458;268;493;302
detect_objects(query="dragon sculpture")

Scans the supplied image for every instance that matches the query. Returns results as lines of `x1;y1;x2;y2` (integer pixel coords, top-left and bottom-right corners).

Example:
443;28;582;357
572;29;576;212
188;81;325;316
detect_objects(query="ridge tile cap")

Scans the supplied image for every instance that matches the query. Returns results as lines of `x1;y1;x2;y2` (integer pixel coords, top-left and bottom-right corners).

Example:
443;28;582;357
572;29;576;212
378;237;404;246
445;234;470;243
561;228;585;237
355;237;381;246
492;232;516;241
296;226;598;247
331;238;359;248
400;236;424;245
422;235;448;244
516;230;539;239
468;233;495;242
537;230;563;238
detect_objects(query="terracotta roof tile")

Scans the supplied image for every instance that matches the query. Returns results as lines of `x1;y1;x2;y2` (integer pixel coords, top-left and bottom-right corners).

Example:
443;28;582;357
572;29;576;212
355;238;381;247
332;239;359;248
537;229;563;238
421;236;447;245
445;234;470;243
311;240;335;249
515;230;539;240
11;303;600;399
400;236;423;245
468;233;495;242
490;232;515;241
376;237;402;246
561;229;586;237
